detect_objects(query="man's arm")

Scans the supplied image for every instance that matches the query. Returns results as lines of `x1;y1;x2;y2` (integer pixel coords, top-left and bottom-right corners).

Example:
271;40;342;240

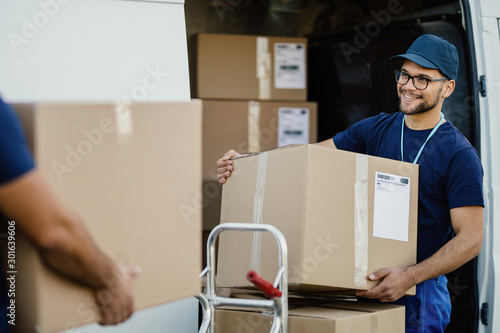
356;205;483;302
0;169;139;325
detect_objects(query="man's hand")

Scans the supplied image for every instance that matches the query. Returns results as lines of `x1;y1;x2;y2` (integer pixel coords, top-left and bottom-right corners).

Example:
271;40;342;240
96;265;141;325
355;267;415;302
216;150;241;184
356;206;483;303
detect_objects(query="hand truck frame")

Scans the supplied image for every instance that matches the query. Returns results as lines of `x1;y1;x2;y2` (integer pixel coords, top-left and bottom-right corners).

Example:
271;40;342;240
197;223;288;333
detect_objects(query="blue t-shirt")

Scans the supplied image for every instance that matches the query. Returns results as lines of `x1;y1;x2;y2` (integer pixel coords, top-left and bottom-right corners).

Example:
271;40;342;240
0;97;35;332
0;98;35;184
333;112;484;262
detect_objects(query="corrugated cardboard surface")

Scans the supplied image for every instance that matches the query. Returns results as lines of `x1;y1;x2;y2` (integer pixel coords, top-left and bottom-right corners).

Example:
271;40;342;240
192;33;308;101
322;301;406;333
217;145;418;294
202;100;317;230
12;102;202;333
214;299;405;332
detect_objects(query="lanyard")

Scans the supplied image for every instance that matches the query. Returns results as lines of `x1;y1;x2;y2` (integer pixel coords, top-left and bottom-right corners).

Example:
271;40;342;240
401;112;444;164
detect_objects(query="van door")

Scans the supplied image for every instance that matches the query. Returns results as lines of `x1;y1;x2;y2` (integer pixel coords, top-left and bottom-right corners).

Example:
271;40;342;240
470;0;500;332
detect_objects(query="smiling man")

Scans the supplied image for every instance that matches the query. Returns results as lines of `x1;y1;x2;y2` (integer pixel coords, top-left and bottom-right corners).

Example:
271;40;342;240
339;34;484;333
217;34;484;332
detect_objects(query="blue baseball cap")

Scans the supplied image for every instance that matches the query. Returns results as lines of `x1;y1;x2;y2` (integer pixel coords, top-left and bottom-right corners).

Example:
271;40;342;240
390;34;459;81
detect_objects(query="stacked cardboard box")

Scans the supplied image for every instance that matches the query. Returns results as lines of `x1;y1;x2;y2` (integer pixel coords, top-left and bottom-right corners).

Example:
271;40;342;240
191;33;308;101
215;296;405;332
217;145;418;294
12;102;202;333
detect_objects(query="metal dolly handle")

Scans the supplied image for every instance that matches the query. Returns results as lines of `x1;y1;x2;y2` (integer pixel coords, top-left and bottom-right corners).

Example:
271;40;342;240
198;223;288;333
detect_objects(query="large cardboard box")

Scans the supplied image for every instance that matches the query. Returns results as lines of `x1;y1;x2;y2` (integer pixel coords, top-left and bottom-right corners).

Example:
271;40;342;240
191;34;308;101
217;145;418;293
11;102;202;333
214;299;405;332
202;100;317;231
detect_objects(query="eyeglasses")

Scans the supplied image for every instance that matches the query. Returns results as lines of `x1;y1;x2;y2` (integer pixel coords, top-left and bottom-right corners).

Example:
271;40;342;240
394;69;448;90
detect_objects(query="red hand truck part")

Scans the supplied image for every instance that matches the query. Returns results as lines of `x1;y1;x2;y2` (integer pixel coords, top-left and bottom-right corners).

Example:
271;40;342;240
247;270;283;299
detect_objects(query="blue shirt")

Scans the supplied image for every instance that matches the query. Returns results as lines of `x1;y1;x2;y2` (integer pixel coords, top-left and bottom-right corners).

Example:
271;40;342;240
0;98;35;184
333;112;484;262
0;97;35;332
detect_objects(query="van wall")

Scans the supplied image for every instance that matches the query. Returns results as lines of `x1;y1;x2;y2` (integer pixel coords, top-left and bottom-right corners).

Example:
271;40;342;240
0;0;190;102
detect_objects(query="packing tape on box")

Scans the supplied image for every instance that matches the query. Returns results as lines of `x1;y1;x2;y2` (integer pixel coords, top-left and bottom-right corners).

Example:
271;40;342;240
354;154;369;288
257;37;271;100
114;103;133;141
250;151;269;272
370;313;378;333
248;101;261;152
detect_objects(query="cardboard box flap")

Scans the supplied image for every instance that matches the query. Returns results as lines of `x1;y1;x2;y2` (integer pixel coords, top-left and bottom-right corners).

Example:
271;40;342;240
233;144;309;160
193;34;308;101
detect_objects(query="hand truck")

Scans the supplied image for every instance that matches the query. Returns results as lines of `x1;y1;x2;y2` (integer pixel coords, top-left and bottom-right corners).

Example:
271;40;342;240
197;223;288;333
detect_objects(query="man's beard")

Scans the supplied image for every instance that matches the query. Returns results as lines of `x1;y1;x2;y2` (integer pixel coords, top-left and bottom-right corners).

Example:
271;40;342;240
398;86;442;116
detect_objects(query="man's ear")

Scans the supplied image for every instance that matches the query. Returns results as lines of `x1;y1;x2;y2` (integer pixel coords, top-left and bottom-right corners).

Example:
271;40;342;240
442;80;456;98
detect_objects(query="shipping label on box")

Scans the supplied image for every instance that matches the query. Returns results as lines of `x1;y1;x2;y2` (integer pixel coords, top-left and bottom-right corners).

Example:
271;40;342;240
274;43;306;89
277;107;310;147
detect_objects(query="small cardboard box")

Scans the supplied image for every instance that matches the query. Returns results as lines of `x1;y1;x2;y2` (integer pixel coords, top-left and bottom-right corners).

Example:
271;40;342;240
202;100;317;231
11;102;202;333
214;299;405;332
217;145;418;294
191;33;308;101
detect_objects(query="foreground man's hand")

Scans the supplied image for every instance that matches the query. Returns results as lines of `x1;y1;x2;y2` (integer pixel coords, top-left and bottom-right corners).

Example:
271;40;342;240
96;265;141;325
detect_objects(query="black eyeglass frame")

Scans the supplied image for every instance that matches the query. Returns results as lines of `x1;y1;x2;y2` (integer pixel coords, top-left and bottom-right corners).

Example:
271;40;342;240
394;69;449;90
